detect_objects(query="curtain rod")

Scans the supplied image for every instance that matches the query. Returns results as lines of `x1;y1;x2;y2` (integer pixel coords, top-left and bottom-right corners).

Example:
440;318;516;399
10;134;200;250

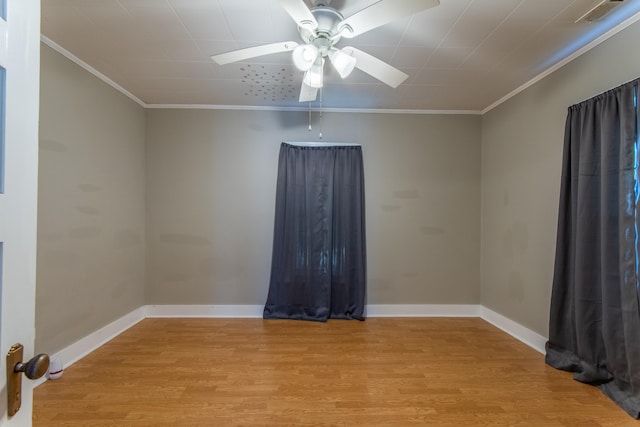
284;142;361;147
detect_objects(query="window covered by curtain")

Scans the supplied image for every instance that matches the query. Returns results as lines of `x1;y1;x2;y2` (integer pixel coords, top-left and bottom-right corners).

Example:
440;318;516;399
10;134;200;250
263;142;366;322
546;78;640;418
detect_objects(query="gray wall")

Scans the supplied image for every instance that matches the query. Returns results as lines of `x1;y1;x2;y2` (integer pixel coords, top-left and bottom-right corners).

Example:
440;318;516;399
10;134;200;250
480;20;640;336
37;43;481;356
36;45;147;354
38;16;640;354
146;110;482;305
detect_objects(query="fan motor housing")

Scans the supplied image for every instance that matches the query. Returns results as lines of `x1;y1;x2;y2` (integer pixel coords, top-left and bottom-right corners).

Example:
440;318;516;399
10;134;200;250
299;6;345;51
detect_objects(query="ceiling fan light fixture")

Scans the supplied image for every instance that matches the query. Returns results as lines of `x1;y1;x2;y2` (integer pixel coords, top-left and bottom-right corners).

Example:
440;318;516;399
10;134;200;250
303;58;325;88
209;0;442;103
292;44;319;71
329;48;356;78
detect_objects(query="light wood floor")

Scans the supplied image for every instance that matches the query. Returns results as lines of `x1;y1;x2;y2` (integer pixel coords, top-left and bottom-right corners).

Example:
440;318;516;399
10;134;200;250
33;318;637;426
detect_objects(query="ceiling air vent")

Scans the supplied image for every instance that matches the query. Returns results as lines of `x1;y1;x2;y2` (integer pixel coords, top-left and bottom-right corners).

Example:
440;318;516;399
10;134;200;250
575;0;625;23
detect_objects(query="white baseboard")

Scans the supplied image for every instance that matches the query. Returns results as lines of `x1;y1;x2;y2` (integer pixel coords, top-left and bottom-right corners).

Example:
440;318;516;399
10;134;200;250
480;307;547;354
146;304;264;318
35;307;146;387
366;304;481;317
145;304;483;318
37;304;547;388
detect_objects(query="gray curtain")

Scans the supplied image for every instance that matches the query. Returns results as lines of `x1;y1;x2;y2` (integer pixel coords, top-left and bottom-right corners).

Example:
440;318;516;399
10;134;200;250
263;142;366;322
546;78;640;418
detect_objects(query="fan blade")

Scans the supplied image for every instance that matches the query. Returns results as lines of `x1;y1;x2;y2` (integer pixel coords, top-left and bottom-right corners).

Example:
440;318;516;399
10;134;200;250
211;41;299;65
279;0;318;30
344;47;408;88
299;82;318;102
339;0;439;38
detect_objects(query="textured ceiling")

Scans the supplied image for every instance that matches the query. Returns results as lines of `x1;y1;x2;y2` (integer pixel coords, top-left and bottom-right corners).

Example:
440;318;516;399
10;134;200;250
41;0;640;111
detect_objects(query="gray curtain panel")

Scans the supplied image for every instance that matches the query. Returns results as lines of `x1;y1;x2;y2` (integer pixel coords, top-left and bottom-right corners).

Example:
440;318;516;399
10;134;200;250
546;78;640;418
264;142;366;322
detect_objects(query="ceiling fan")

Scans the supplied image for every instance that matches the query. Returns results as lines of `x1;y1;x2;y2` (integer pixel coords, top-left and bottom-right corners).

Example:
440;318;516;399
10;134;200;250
210;0;440;102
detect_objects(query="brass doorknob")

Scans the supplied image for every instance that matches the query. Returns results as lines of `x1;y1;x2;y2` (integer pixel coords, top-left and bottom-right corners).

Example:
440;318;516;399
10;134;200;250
14;353;50;380
7;343;51;416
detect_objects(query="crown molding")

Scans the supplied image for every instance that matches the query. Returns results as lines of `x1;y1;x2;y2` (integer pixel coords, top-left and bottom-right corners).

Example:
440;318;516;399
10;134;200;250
40;35;147;108
41;8;640;117
144;103;481;115
40;35;480;115
482;8;640;114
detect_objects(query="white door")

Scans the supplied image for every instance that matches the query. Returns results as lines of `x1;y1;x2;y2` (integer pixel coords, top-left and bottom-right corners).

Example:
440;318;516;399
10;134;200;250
0;0;41;425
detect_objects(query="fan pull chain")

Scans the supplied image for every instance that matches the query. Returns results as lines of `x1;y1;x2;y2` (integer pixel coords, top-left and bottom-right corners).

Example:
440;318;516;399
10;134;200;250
308;102;312;131
319;88;323;139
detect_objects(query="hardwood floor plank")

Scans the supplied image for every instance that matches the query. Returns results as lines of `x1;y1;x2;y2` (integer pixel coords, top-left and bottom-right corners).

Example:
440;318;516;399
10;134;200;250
33;318;638;426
